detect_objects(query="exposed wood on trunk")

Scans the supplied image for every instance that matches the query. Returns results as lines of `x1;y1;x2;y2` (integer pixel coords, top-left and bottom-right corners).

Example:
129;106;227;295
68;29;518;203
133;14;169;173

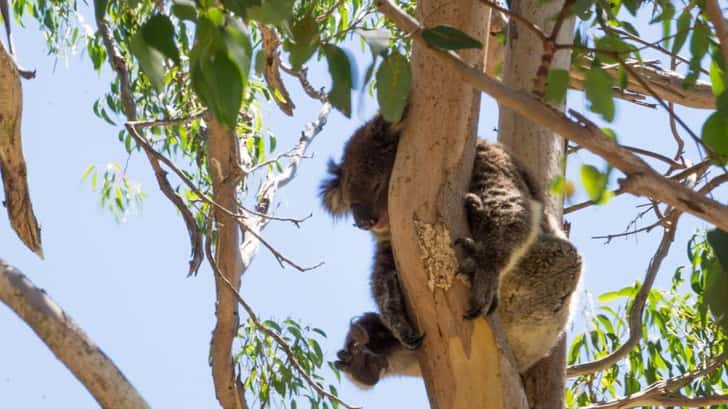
382;0;528;407
496;0;575;405
0;39;42;257
0;259;149;409
207;114;247;409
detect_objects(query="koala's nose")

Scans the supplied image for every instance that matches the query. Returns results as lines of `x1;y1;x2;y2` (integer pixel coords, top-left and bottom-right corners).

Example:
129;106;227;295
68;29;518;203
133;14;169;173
351;204;376;230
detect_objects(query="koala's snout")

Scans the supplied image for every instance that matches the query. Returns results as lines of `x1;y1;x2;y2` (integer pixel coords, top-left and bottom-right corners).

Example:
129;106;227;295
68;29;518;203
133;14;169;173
351;203;377;230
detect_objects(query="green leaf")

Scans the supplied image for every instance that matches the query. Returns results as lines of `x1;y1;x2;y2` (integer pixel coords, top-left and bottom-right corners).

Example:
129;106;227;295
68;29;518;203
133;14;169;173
172;0;197;21
701;112;728;158
81;165;96;182
356;28;391;56
245;0;294;25
584;65;615;121
141;15;180;65
595;33;635;62
707;229;728;271
672;12;691;55
598;284;637;302
376;53;411;122
545;69;569;105
690;21;710;64
223;17;252;84
193;49;243;128
580;164;610;203
324;44;355;117
717;92;728;118
706;229;728;331
287;14;319;69
421;25;483;50
130;30;166;92
94;0;109;21
711;60;726;97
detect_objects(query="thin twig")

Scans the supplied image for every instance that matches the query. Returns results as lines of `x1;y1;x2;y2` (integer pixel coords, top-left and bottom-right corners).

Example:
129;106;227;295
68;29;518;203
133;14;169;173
125;124;319;272
620;144;685;170
204;240;362;409
280;64;327;102
316;0;346;22
567;213;679;376
582;352;728;408
477;0;549;42
97;17;203;275
127;110;206;129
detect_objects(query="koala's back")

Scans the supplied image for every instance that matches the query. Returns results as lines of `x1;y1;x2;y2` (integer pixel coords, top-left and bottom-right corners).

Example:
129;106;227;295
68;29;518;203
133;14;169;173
469;140;582;370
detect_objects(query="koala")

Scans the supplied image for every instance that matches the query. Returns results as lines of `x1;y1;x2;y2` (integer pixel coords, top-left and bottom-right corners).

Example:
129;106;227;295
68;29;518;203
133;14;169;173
333;312;419;388
320;113;582;386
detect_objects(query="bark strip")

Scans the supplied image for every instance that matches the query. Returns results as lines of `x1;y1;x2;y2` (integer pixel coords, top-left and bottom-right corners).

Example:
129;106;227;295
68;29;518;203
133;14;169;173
0;40;42;257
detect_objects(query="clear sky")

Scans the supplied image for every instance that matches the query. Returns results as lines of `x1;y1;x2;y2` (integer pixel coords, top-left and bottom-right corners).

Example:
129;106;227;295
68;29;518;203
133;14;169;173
0;7;716;409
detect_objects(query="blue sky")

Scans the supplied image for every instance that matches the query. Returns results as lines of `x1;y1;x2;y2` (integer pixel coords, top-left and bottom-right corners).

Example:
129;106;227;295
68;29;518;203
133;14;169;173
0;7;717;409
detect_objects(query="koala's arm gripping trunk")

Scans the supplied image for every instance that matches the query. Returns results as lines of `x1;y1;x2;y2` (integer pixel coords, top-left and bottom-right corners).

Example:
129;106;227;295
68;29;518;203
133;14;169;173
384;0;528;408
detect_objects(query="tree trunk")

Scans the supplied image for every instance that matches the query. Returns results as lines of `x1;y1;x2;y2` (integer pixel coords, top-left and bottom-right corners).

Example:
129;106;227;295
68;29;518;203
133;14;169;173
207;115;247;409
387;0;527;407
497;0;576;407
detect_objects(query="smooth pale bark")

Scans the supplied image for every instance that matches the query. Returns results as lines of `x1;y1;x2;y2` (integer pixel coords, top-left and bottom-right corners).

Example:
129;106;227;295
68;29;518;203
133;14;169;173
385;0;528;408
497;0;575;407
207;115;247;409
0;260;149;409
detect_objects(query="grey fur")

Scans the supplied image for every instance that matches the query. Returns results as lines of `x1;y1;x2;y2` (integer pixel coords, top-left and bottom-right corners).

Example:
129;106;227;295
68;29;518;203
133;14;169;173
321;114;582;387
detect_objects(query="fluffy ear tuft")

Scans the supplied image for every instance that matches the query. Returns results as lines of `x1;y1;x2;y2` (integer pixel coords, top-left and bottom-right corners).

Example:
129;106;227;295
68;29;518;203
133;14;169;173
320;159;348;216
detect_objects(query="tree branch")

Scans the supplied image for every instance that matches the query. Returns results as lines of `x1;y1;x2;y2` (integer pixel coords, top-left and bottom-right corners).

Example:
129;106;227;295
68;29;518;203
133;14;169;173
206;114;248;409
582;353;728;409
567;214;678;376
380;0;728;231
239;103;331;269
0;259;150;409
205;239;361;409
705;0;728;74
0;38;43;257
96;18;203;275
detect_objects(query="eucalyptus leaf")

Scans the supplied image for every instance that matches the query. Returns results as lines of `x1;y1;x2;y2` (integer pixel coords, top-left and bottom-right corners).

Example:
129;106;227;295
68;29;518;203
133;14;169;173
421;25;483;50
376;53;411;122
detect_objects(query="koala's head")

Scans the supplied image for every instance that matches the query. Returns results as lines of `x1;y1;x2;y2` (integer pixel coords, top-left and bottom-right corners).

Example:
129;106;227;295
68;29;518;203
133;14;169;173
334;312;398;388
320;115;400;235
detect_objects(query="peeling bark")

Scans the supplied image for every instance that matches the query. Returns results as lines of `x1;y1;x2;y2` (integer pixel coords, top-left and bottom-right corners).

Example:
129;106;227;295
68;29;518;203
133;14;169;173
0;40;42;257
0;259;149;409
384;0;528;407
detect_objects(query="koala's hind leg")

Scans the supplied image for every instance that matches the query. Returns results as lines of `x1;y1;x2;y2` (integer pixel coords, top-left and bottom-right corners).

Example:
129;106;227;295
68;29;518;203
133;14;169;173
499;233;582;371
371;241;424;350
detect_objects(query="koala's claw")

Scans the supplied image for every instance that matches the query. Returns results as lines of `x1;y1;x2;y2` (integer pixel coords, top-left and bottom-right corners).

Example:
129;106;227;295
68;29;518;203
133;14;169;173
400;332;425;350
464;292;498;320
464;193;484;212
454;237;479;253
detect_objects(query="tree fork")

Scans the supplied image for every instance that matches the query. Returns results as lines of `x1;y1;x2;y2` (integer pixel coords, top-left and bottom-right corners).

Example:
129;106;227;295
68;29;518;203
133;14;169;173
497;0;575;406
385;0;528;407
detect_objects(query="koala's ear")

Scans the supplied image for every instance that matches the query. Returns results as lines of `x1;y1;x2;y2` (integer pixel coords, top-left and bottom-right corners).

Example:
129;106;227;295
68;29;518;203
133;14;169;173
320;159;347;216
350;323;371;345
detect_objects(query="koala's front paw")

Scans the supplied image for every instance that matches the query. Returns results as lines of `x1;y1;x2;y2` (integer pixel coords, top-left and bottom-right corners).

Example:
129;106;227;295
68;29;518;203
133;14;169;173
464;193;484;213
335;348;353;370
454;237;480;275
464;271;499;320
399;331;425;350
